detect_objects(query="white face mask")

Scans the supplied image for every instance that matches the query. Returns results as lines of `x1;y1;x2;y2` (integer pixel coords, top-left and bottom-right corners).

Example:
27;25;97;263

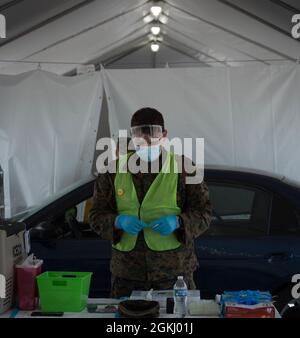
134;144;161;162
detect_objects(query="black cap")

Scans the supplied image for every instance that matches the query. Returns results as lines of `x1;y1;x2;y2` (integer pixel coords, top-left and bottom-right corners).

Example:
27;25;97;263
131;107;165;130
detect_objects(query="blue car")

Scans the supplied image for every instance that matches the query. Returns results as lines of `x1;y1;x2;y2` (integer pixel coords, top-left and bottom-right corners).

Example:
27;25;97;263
8;166;300;312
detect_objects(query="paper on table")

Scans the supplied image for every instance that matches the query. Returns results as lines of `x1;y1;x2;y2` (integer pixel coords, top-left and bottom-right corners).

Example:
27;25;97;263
188;300;221;316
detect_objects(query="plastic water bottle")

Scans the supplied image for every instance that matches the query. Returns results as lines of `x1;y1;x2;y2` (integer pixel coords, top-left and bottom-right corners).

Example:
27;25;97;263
173;276;188;317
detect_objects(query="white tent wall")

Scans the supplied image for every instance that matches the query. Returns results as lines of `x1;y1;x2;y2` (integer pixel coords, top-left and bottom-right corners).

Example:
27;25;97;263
102;65;300;182
0;70;103;217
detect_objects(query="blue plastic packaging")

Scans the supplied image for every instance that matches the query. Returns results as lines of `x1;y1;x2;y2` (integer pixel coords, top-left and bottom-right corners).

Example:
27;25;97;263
221;290;272;306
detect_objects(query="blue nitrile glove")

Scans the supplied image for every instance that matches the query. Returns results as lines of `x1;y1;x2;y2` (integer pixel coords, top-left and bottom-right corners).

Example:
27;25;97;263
115;215;146;235
149;215;178;236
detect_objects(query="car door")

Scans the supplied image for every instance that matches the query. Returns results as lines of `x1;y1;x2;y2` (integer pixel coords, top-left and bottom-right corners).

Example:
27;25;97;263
267;193;300;291
194;181;279;298
28;183;112;298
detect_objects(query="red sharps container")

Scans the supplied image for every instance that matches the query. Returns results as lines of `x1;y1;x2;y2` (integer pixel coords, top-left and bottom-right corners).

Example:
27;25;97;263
15;255;43;310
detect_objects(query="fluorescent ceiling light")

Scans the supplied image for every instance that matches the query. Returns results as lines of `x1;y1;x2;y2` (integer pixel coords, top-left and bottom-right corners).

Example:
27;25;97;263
150;26;161;35
148;34;163;42
143;14;154;24
150;6;162;18
151;43;160;52
159;14;168;24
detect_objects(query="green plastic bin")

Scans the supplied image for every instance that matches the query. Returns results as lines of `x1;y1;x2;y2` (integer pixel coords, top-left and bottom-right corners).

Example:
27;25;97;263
36;271;92;312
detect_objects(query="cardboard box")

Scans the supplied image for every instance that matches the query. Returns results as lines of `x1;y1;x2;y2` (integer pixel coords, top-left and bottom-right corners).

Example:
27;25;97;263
224;302;275;318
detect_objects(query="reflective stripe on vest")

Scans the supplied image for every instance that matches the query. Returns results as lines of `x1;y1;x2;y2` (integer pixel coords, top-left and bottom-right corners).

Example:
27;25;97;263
113;151;181;252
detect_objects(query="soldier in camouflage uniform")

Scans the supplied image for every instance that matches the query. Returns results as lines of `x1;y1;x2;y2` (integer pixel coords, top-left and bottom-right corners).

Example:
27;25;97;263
89;108;212;298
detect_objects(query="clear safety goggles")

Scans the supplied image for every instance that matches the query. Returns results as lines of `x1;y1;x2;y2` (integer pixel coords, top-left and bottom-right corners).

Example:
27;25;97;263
130;124;163;138
130;125;163;147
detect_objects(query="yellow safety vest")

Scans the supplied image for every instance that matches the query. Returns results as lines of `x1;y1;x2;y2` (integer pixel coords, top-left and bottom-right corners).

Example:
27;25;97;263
113;151;181;252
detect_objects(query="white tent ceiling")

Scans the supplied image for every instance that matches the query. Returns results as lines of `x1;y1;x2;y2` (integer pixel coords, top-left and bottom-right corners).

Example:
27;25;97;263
0;0;299;74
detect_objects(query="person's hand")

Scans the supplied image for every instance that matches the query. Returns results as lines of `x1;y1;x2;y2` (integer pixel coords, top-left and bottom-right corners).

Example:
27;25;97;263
115;215;146;235
149;215;178;236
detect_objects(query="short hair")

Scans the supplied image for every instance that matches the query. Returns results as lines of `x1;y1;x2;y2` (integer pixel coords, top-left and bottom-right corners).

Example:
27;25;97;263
131;107;165;130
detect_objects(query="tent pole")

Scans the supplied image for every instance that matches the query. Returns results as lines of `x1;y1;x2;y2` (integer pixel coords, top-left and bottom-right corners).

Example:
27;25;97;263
0;166;4;219
152;51;157;69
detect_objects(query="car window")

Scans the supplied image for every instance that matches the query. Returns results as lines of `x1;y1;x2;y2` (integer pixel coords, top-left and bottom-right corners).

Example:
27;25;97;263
205;183;271;237
270;194;300;236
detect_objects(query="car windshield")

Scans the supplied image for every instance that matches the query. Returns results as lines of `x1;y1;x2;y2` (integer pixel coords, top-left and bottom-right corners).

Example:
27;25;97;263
4;175;95;222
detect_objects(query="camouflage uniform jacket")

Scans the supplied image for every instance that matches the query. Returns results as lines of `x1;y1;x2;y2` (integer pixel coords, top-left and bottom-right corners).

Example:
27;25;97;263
89;153;212;282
